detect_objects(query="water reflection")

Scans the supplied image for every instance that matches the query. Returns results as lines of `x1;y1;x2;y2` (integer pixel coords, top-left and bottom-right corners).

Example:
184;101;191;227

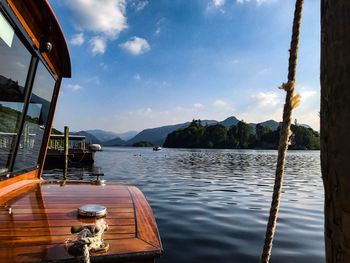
43;163;104;181
43;148;324;263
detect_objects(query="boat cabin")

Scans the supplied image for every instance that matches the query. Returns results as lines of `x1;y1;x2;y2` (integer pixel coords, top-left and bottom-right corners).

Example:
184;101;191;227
45;134;96;167
0;1;162;262
49;135;88;152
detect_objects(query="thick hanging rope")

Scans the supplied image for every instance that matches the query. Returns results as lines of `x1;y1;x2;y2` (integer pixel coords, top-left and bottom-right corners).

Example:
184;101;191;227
260;0;304;262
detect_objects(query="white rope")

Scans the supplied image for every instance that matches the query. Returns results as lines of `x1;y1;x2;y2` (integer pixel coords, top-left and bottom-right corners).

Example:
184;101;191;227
66;218;108;263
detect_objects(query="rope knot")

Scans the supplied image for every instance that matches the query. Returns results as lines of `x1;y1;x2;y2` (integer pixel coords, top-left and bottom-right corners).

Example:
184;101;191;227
66;219;109;263
278;81;301;110
278;81;294;92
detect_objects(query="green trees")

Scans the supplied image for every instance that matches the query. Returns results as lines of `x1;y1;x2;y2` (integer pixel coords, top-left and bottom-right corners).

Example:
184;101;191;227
256;123;272;141
164;119;205;148
132;141;154;147
255;124;275;148
236;121;254;148
203;124;227;148
290;125;320;150
163;119;320;150
227;125;238;148
226;121;255;148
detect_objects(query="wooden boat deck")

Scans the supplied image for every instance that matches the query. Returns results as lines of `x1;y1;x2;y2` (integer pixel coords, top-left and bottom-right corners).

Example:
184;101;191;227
0;181;162;262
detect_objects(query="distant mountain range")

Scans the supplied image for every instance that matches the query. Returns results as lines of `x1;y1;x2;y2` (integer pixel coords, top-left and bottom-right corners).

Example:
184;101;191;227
59;116;313;147
85;129;138;141
103;137;127;146
126;117;241;146
126;123;188;146
69;131;101;144
62;129;138;145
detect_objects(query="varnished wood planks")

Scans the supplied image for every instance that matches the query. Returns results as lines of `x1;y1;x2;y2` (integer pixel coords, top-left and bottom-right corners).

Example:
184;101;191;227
1;207;134;214
0;225;136;237
0;212;135;221
0;181;162;262
0;169;38;191
129;186;162;249
0;238;158;262
0;179;40;205
0;218;134;228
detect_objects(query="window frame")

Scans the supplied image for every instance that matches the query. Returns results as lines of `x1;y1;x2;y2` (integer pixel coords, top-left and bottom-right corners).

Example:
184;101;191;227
0;2;59;179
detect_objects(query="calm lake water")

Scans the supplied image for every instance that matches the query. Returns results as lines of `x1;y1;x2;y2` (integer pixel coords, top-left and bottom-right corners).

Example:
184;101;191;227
43;147;324;263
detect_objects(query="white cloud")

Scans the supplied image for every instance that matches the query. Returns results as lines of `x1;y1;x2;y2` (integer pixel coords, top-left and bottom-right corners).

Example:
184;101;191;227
206;0;226;13
294;109;319;130
70;33;85;46
256;0;277;5
154;18;165;36
300;90;317;102
90;36;107;55
211;100;235;117
251;92;280;107
62;0;127;54
236;91;283;124
128;107;153;116
83;76;101;86
239;87;319;130
213;99;228;107
154;28;161;36
63;0;127;38
66;84;82;91
120;37;150;55
14;61;25;68
133;74;141;80
236;0;278;5
131;0;149;12
194;103;204;109
228;59;240;65
294;87;319;130
213;0;225;7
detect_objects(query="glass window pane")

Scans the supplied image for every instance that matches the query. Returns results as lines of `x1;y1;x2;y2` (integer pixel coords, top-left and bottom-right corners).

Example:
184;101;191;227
13;62;56;171
0;12;31;174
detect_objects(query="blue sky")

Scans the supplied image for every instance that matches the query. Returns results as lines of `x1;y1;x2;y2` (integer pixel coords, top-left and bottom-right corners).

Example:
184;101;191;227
50;0;320;133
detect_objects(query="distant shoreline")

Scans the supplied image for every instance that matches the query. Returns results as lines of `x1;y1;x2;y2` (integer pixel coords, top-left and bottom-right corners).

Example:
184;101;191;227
104;145;320;151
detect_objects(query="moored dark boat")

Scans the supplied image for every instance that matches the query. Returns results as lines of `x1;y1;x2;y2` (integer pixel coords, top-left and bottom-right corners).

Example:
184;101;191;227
45;135;96;167
0;1;162;262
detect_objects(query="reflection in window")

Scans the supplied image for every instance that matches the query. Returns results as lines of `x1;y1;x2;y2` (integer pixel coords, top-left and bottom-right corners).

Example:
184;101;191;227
13;62;56;171
0;12;31;174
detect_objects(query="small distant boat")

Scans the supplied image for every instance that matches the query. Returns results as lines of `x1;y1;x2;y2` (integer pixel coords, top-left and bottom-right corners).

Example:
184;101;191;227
89;143;102;151
153;146;162;151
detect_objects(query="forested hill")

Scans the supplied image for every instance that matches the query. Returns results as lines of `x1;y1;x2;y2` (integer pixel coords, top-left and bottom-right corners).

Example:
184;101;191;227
163;120;320;150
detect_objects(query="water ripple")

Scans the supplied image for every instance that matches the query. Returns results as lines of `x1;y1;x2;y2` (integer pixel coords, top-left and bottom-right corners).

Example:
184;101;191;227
43;148;324;263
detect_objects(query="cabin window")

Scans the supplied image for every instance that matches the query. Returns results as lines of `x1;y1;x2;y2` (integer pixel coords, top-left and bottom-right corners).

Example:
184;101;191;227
13;62;56;171
0;11;32;175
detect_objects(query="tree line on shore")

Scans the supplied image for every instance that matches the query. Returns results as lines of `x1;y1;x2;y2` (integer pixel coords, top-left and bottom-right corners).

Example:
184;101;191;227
163;119;320;150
